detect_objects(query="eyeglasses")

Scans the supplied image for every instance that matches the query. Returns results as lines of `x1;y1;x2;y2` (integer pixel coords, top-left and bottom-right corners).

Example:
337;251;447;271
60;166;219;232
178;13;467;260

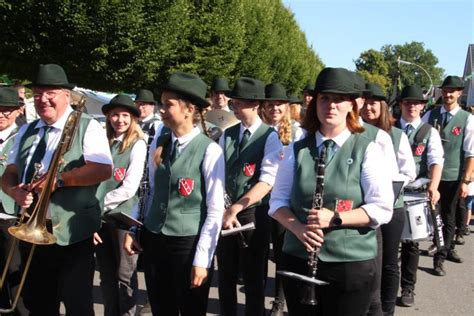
0;109;14;118
33;90;64;100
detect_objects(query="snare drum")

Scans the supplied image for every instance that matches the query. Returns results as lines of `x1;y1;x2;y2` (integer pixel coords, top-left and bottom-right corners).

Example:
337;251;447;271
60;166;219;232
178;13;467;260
401;193;433;241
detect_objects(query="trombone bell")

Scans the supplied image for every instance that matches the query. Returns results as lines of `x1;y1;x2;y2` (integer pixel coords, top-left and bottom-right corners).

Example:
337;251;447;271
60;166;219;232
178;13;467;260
8;224;56;245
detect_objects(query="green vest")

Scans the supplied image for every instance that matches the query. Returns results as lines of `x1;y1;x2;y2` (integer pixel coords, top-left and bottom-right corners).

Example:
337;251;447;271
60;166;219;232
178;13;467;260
16;114;102;245
428;108;470;181
224;123;275;206
389;127;405;208
405;123;431;179
0;128;18;215
284;134;377;262
97;138;143;216
145;133;212;236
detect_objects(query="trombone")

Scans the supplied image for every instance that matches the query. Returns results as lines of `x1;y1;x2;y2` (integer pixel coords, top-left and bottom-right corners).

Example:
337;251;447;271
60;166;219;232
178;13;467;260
0;92;86;314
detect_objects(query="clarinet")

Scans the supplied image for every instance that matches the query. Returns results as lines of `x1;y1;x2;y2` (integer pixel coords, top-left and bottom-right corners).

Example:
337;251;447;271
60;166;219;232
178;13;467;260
300;143;326;305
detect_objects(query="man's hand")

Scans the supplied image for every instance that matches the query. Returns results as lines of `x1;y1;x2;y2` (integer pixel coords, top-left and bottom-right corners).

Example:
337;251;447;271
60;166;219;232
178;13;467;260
123;232;143;256
8;183;34;209
222;207;240;230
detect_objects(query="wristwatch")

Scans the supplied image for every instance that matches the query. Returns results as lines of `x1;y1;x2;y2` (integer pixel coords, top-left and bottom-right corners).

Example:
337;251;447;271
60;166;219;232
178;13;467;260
332;212;342;227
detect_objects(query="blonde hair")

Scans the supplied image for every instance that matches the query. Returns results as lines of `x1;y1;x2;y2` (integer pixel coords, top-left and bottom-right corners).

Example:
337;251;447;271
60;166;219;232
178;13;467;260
261;102;293;145
105;113;144;154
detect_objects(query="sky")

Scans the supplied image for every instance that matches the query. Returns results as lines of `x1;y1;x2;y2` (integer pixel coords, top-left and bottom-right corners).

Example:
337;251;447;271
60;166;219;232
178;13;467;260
283;0;473;77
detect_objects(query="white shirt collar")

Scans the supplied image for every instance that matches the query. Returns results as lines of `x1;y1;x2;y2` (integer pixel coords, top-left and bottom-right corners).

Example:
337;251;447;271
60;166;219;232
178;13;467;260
441;105;460;116
35;106;74;130
240;116;262;135
141;113;156;123
171;126;201;146
315;128;351;148
400;117;422;129
0;123;17;141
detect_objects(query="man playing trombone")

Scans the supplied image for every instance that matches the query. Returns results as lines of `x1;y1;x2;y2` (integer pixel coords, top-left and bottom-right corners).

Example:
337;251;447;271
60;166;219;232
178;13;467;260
1;64;113;316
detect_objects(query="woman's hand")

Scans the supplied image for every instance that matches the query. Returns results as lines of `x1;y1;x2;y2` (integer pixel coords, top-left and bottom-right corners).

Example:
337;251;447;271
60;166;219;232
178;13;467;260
123;232;142;256
222;208;240;230
190;266;208;288
427;187;440;205
307;208;334;229
93;232;102;246
293;224;324;252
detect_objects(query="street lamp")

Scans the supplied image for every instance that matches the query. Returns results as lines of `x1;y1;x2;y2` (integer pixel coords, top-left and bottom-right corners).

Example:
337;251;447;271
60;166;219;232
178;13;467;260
397;57;434;100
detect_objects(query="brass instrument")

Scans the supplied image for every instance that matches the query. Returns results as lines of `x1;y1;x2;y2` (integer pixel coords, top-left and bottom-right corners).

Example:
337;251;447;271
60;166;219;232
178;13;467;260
0;91;86;314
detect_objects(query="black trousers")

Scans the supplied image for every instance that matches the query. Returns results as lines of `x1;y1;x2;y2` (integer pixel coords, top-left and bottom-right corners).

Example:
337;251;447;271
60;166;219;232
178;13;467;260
455;196;467;235
435;181;460;262
19;237;95;316
400;241;419;290
270;218;286;304
380;208;405;315
281;253;377;316
217;205;271;316
0;218;28;316
142;229;212;316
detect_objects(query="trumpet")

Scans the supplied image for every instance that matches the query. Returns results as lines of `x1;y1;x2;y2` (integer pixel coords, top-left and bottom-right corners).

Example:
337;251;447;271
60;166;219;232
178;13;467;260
0;92;86;314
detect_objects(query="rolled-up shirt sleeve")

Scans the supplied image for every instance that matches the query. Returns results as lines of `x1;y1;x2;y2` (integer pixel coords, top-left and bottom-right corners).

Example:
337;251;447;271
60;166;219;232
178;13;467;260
193;142;225;268
464;114;474;157
83;119;113;165
361;142;394;228
259;131;283;186
269;144;294;216
427;128;444;167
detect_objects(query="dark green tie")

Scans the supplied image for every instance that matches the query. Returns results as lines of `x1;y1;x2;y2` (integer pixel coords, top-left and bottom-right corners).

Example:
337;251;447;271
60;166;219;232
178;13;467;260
24;126;51;183
169;140;180;164
322;139;336;165
442;112;452;128
239;129;250;152
405;124;414;137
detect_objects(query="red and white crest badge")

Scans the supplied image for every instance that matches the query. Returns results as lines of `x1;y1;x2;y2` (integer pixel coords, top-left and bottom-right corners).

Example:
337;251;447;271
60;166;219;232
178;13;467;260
243;163;256;177
113;167;126;182
414;144;426;156
178;178;194;197
451;126;461;136
335;199;353;212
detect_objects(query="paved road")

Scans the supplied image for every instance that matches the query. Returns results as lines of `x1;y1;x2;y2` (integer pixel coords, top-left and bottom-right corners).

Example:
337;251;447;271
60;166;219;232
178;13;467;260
88;223;473;315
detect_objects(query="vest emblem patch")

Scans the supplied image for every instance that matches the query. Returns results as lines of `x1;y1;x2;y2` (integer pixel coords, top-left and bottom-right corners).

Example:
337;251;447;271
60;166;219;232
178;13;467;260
243;163;256;177
335;199;353;212
414;144;425;156
178;178;194;197
113;167;126;182
451;126;461;136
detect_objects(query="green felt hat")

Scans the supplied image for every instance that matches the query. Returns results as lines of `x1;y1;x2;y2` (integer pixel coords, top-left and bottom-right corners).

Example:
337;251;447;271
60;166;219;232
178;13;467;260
0;87;21;107
228;77;266;100
314;67;360;97
162;72;209;108
364;83;387;101
400;85;427;102
211;77;231;92
102;94;140;117
29;64;76;89
265;83;289;101
303;83;315;93
135;89;157;105
440;75;464;89
288;94;303;104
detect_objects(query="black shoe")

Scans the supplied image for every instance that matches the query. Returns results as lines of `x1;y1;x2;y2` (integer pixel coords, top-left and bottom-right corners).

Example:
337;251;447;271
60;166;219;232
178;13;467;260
400;288;415;307
464;225;470;236
447;250;463;263
455;234;465;245
269;300;285;316
433;261;446;276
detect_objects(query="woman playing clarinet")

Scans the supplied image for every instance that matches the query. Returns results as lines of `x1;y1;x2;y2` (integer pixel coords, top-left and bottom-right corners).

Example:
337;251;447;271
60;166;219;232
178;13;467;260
269;67;394;316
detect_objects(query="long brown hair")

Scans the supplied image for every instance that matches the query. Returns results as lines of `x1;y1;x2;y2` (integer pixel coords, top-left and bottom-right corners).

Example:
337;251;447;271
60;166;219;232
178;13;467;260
362;99;395;132
105;112;144;154
301;95;364;134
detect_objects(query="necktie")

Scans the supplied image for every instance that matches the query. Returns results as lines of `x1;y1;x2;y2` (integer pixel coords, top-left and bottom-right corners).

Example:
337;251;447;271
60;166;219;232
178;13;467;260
239;129;250;152
405;124;414;137
111;140;121;154
0;139;4;145
24;126;51;183
322;139;336;165
442;112;452;128
169;140;180;164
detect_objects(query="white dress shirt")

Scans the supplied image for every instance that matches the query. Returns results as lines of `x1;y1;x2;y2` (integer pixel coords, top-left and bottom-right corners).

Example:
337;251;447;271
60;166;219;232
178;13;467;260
392;128;417;185
0;123;17;152
269;128;394;229
153;127;225;269
422;106;474;157
103;136;147;211
400;117;445;169
218;116;283;187
8;106;113;182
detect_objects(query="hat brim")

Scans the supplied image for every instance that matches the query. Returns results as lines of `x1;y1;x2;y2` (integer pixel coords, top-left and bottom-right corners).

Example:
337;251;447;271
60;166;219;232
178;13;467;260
400;97;427;103
264;97;290;102
27;82;76;90
135;99;157;105
102;103;140;117
315;89;360;98
439;85;464;90
162;86;210;108
228;92;266;101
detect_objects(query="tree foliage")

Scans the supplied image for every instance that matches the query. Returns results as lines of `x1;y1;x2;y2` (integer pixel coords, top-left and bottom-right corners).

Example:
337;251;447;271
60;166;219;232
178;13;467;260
0;0;323;93
355;41;444;95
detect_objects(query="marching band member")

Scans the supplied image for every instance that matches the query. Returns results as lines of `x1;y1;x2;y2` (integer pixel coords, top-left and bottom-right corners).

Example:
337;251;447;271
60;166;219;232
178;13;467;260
396;85;443;307
217;77;283;316
94;94;146;316
422;76;474;276
135;89;161;137
2;64;113;315
125;72;225;315
210;78;232;112
360;83;416;315
269;67;393;316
